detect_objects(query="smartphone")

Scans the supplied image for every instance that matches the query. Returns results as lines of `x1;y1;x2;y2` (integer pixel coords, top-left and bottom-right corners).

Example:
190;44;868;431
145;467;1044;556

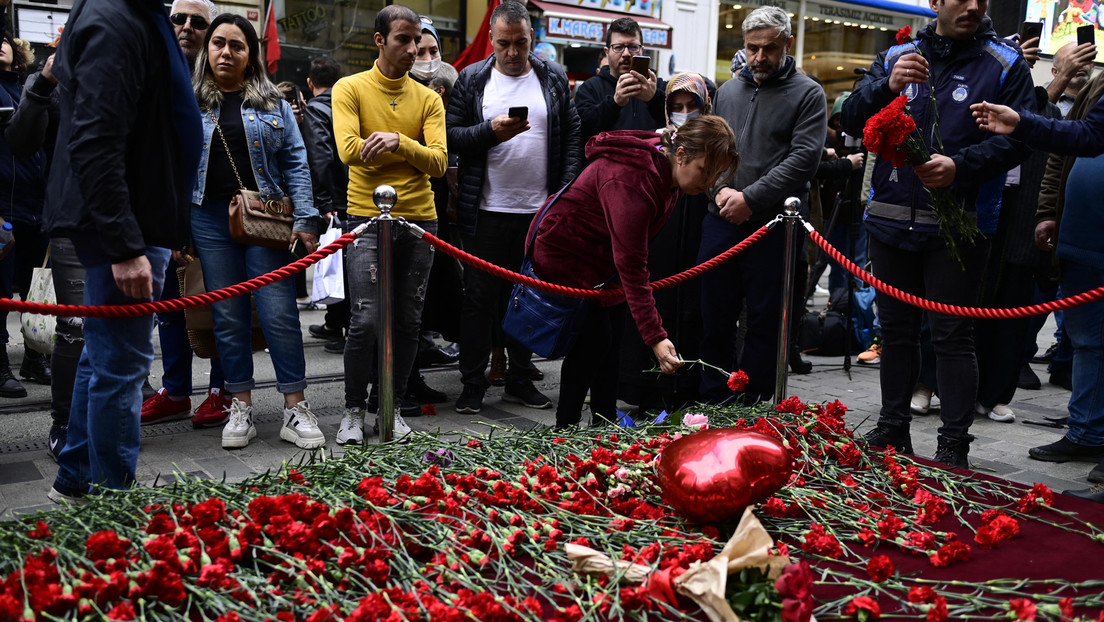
508;106;528;121
290;239;310;260
630;55;651;76
1077;24;1095;46
1019;20;1043;43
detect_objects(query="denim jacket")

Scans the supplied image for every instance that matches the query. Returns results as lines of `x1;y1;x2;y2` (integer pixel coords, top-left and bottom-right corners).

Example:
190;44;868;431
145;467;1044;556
193;99;322;234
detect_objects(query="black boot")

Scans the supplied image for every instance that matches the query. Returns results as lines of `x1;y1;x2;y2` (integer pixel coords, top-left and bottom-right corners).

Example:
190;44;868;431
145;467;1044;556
789;345;813;375
19;348;52;385
0;347;27;398
933;434;974;469
863;422;913;454
407;372;447;403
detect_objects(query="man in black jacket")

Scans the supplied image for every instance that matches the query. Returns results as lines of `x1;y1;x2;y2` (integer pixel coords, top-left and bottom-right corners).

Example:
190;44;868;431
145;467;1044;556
44;0;202;502
573;17;666;141
446;0;582;414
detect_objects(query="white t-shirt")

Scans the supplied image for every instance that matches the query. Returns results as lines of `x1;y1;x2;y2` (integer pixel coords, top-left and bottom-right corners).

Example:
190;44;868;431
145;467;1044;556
480;67;549;213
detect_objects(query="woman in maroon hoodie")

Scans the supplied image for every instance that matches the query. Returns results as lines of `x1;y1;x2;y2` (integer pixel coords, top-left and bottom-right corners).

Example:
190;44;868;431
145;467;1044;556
531;115;738;428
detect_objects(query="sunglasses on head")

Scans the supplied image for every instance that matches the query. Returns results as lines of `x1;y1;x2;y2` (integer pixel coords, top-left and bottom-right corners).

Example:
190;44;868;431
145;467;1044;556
170;13;210;30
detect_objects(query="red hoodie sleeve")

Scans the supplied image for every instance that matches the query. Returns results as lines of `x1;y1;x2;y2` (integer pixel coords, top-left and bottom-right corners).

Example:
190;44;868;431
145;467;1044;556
599;176;669;347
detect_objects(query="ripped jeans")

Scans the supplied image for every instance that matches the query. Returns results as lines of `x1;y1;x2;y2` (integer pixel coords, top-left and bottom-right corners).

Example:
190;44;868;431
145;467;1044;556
49;237;86;426
343;216;436;409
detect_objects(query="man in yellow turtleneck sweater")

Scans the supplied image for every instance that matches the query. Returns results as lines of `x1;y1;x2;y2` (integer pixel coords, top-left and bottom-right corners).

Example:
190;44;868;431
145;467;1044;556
331;3;447;443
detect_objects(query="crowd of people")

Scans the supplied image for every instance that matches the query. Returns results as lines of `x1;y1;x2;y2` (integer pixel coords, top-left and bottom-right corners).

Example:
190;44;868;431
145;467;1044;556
0;0;1102;503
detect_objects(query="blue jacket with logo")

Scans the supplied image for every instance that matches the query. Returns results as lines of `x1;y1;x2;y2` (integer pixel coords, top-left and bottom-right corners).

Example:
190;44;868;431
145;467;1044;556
192;100;321;234
840;19;1034;241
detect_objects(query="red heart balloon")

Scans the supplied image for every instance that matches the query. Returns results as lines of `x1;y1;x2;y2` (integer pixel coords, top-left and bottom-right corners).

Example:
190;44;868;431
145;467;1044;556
655;429;793;523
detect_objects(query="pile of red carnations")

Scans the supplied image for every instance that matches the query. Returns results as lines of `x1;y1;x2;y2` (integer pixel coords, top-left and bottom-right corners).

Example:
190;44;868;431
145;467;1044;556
2;398;1103;621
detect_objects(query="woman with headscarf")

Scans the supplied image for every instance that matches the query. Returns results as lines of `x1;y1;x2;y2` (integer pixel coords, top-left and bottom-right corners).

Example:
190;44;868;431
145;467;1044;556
618;73;718;416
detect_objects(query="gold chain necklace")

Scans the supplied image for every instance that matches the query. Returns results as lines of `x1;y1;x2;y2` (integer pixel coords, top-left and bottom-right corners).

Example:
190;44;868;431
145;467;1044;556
370;70;405;111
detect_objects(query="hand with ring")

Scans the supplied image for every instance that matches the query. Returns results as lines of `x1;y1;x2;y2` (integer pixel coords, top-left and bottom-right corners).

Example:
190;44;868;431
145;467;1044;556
889;53;929;93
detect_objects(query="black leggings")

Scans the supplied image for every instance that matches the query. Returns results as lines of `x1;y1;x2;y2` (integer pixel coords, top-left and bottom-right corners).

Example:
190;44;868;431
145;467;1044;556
556;303;626;428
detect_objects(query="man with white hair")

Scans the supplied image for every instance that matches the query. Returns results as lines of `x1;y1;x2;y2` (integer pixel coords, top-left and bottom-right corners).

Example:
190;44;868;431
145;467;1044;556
698;6;825;405
169;0;217;65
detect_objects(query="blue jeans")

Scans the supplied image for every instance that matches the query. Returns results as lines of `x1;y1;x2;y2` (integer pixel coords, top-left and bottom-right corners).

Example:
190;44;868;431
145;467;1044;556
827;219;868;295
344;216;436;409
1060;260;1104;446
191;200;306;395
155;260;224;396
53;247;170;494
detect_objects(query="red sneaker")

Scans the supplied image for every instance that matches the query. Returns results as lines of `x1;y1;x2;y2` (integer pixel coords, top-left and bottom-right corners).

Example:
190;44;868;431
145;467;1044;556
192;390;231;428
140;389;191;425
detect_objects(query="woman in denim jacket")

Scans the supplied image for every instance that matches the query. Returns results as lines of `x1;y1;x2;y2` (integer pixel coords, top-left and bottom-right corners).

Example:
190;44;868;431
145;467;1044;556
190;13;324;451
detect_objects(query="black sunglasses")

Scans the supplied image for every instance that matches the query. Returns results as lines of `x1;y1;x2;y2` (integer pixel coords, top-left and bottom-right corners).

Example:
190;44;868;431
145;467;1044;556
170;13;210;30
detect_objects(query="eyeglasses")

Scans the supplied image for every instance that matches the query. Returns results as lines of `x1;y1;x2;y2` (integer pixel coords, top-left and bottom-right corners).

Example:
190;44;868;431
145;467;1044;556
170;13;210;30
609;44;643;54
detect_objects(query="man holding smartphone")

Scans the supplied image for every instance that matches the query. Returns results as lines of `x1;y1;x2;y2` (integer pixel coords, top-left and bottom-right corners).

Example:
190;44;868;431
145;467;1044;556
574;17;667;141
446;0;582;414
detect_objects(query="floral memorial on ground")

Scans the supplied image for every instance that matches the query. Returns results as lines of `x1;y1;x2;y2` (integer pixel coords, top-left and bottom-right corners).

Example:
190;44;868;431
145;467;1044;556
1;396;1102;621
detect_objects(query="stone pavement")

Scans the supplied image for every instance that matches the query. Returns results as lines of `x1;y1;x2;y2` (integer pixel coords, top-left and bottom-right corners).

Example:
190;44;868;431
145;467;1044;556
0;294;1089;520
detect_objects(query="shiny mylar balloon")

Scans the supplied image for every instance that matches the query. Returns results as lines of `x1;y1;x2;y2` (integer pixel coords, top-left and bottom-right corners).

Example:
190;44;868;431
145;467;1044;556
655;429;793;523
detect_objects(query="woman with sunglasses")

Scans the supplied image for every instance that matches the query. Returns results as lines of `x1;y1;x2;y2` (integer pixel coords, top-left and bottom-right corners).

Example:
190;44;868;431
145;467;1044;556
190;13;324;451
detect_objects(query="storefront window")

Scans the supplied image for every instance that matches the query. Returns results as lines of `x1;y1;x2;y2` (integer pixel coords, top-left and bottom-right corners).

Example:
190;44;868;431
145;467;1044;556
718;1;899;102
273;0;465;86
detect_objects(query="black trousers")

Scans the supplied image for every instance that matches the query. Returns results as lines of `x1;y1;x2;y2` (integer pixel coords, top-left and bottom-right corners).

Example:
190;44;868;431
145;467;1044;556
556;302;626;428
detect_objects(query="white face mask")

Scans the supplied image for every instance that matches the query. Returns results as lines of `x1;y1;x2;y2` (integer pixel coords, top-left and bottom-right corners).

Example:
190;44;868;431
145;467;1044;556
669;109;701;128
411;57;442;81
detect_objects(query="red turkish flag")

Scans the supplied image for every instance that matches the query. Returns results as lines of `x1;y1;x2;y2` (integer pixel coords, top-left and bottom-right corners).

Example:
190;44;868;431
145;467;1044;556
452;0;501;72
263;1;281;75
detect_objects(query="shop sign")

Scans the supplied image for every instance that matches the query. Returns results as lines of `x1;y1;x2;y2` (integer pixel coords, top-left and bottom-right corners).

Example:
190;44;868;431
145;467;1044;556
540;0;662;20
808;1;898;27
546;15;606;42
641;26;670;48
278;6;327;33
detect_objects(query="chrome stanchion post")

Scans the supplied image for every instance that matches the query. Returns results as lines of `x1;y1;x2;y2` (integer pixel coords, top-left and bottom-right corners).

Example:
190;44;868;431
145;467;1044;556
374;185;397;442
775;197;801;406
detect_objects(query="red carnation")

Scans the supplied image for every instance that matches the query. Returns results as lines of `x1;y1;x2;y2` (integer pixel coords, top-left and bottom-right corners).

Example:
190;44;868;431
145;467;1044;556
844;596;881;620
1009;598;1037;621
727;370;749;391
928;540;970;567
896;25;912;45
866;555;895;582
422;403;437;416
85;530;132;561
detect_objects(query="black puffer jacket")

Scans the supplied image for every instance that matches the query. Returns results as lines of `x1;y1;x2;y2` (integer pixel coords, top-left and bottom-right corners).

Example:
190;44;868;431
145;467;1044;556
446;53;582;237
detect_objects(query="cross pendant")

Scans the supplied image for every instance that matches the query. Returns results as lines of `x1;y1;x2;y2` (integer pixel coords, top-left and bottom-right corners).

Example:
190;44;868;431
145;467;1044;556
389;97;398;111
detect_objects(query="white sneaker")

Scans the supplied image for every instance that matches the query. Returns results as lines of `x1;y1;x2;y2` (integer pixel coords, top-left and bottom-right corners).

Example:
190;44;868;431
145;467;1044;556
222;398;256;449
281;401;326;449
336;408;364;446
374;407;412;437
910;384;933;415
988;403;1015;423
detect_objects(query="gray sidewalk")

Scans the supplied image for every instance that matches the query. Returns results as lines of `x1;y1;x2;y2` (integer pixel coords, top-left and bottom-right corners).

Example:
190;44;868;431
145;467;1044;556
0;291;1087;519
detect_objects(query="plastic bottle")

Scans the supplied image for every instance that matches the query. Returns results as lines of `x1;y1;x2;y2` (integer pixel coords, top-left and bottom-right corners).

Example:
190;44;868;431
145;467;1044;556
0;222;12;254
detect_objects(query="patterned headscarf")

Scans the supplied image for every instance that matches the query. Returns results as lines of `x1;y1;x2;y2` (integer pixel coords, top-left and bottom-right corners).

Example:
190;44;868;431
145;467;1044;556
664;73;712;125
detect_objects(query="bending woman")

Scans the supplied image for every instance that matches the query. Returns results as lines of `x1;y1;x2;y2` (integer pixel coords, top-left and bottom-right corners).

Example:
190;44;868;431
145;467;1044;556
530;115;738;428
190;14;323;450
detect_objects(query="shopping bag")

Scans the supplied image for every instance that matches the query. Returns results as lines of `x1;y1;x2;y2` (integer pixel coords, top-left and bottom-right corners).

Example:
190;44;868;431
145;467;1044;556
311;223;344;306
21;252;56;354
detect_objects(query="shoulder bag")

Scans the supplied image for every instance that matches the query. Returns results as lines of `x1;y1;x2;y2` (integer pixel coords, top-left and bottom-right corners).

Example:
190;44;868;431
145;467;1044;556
210;110;295;249
502;172;592;359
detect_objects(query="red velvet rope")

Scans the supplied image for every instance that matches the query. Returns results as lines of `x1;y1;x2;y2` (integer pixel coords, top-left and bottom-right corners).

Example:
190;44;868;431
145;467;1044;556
0;232;357;318
419;223;774;300
807;228;1104;318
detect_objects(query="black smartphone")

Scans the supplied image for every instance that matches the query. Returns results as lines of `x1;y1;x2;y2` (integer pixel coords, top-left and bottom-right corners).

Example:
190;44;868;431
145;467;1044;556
508;106;528;120
630;55;651;76
290;239;310;260
1077;24;1095;46
1019;20;1043;43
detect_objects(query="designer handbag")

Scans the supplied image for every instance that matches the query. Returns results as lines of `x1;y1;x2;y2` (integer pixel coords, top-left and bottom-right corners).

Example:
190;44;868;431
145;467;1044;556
211;111;294;249
502;171;592;359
